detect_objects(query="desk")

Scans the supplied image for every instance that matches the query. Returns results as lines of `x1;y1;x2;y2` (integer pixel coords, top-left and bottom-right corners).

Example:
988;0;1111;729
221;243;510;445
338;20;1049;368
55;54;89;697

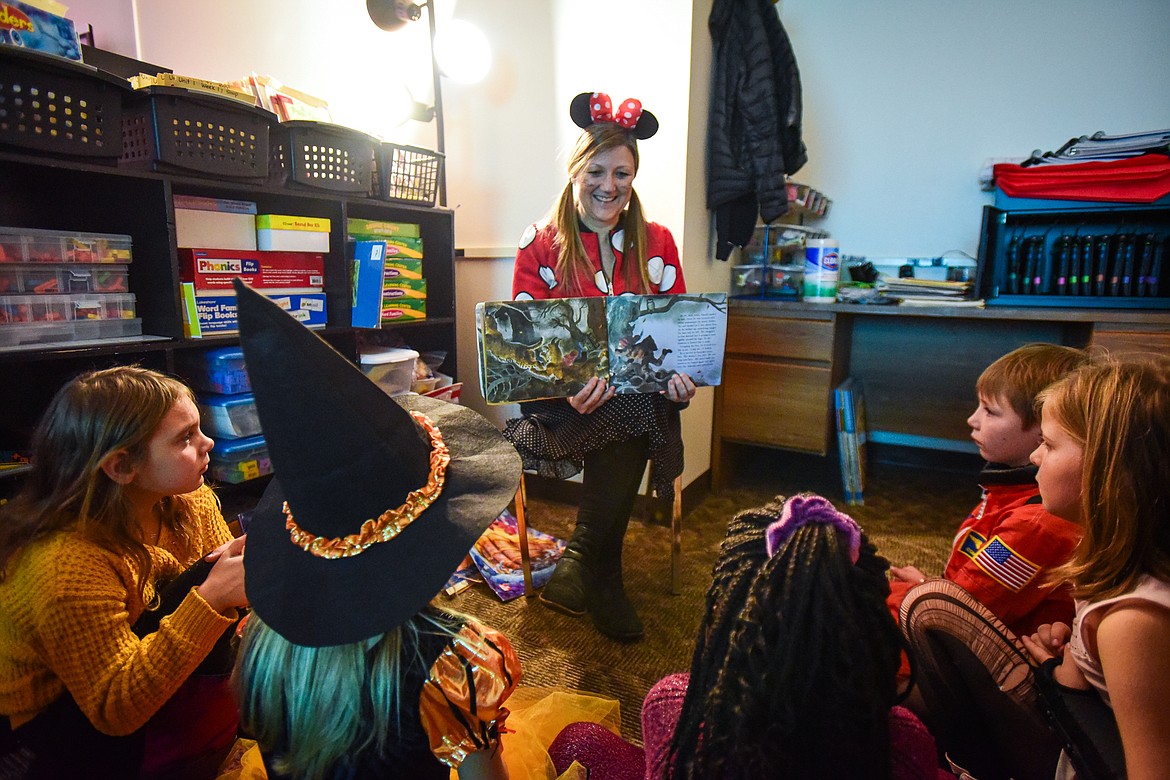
711;300;1170;492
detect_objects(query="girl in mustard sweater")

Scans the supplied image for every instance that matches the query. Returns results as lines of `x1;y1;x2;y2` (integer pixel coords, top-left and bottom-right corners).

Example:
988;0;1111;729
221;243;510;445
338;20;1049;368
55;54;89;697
0;366;248;778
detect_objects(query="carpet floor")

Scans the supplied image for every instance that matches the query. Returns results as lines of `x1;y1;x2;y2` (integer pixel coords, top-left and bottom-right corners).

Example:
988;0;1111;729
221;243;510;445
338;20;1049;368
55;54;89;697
448;446;981;745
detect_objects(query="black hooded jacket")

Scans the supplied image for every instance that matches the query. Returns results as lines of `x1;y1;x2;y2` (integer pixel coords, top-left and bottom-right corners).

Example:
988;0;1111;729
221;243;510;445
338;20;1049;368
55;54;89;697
708;0;807;259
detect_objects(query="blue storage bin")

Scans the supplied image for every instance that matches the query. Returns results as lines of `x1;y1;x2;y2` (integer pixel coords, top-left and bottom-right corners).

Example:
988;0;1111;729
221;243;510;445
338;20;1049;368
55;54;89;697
198;392;261;439
208;434;271;484
180;346;251;394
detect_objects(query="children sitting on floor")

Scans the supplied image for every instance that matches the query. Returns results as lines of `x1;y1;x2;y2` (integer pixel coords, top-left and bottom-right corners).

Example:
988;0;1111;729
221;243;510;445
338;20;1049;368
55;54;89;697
550;493;949;779
888;343;1090;639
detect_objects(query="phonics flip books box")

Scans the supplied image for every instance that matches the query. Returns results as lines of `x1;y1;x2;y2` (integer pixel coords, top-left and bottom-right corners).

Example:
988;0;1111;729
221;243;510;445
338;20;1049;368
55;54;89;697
179;249;324;291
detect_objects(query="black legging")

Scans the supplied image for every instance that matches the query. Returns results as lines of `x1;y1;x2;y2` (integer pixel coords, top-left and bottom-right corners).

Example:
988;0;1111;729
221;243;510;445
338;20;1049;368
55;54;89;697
576;434;651;564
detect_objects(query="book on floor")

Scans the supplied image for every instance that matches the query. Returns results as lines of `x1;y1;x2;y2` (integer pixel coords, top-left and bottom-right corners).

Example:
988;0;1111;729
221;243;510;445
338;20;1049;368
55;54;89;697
835;377;869;506
475;292;728;404
468;510;567;601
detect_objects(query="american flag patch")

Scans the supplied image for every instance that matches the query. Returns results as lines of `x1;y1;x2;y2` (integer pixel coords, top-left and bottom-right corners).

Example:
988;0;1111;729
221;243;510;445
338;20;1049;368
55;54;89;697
973;537;1040;591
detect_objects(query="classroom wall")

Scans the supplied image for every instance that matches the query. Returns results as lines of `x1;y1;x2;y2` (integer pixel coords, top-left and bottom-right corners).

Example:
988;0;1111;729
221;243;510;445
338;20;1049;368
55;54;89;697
781;0;1170;259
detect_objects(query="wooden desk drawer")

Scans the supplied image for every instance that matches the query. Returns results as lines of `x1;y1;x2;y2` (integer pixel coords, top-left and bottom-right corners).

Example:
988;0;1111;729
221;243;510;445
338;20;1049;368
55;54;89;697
720;357;832;453
726;314;834;362
1092;325;1170;358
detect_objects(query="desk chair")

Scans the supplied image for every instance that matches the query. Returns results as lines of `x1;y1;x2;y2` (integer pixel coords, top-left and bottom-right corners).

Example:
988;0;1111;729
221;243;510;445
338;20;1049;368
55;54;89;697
513;468;683;597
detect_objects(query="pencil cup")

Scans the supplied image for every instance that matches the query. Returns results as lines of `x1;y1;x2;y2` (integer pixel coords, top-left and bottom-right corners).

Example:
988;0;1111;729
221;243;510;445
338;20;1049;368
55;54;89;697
804;238;840;303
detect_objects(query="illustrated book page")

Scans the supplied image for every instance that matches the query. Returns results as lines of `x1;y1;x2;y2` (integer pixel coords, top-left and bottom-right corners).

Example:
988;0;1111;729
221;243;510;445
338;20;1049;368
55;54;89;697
476;293;727;404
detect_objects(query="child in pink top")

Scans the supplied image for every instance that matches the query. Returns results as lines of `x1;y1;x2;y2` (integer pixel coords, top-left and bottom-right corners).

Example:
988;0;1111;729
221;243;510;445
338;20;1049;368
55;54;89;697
1022;357;1170;780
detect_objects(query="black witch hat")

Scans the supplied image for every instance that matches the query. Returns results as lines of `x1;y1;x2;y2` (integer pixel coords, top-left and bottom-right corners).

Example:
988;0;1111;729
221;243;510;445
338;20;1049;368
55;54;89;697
234;280;520;647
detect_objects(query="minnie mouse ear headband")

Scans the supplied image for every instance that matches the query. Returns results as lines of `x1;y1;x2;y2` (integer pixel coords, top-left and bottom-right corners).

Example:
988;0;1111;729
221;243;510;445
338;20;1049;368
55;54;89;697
765;493;862;564
233;280;521;647
570;91;659;140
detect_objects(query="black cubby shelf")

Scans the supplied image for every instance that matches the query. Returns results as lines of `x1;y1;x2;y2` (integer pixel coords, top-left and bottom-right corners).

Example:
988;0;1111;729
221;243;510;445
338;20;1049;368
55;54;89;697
0;150;457;464
977;203;1170;310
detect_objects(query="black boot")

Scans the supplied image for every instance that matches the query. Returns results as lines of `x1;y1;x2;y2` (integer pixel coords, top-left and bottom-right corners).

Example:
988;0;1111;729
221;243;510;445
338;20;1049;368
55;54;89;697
545;435;649;636
588;557;644;642
585;488;643;642
539;546;591;617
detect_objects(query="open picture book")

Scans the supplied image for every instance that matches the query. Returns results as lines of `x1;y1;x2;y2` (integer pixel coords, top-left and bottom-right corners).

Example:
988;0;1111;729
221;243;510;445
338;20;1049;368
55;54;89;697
476;292;728;404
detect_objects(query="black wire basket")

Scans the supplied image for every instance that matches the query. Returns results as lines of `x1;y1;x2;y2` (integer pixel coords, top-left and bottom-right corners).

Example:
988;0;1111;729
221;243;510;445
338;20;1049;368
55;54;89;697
119;87;275;181
373;142;443;206
0;46;132;161
268;120;377;194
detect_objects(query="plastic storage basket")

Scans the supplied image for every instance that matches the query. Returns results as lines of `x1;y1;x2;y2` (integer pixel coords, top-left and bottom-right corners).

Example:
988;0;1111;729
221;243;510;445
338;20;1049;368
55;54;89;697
119;87;275;180
269;121;376;194
177;346;251;394
374;143;443;206
0;46;131;160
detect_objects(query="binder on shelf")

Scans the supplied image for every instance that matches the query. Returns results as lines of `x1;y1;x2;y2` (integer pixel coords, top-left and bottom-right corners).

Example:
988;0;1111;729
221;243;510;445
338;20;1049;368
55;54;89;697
834;377;868;506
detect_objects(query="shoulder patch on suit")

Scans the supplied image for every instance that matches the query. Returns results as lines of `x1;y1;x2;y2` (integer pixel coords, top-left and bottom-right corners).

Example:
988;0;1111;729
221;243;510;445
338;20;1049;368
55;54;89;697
958;529;987;559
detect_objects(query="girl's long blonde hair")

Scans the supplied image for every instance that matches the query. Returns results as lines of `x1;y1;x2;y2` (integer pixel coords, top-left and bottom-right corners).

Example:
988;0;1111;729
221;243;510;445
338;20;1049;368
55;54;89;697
0;366;199;600
1041;356;1170;600
551;122;652;296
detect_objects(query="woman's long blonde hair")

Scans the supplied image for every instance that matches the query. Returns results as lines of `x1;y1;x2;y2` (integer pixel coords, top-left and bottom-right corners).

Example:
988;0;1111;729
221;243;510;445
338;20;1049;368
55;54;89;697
551;122;653;296
1041;356;1170;600
0;366;199;600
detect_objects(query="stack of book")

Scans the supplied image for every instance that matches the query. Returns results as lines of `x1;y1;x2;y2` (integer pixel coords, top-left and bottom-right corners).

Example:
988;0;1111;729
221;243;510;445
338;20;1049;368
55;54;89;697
881;276;983;307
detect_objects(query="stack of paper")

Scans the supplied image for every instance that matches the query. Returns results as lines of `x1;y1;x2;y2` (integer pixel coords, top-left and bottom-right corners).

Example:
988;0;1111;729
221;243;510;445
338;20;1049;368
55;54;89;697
880;276;981;307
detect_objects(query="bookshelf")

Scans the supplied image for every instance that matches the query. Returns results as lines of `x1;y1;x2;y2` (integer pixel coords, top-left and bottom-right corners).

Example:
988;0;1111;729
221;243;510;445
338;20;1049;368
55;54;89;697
0;150;457;503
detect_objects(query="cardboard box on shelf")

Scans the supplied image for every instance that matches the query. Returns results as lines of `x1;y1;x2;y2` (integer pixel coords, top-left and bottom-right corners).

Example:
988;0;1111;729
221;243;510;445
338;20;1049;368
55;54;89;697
255;214;330;232
255;214;331;252
179;248;324;291
384;256;423;280
347;218;420;239
0;1;81;61
384;236;423;260
182;287;327;335
381;298;426;322
175;195;258;251
382;277;426;300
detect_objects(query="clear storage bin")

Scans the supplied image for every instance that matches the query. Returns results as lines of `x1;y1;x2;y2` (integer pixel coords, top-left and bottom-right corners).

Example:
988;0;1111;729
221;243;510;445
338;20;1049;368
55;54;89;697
359;346;419;396
0;264;130;294
731;264;767;296
0;227;133;264
0;293;136;323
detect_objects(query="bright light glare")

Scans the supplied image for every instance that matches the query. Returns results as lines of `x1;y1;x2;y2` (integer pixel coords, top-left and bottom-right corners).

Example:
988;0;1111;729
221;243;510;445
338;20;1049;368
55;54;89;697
374;82;417;129
434;19;491;84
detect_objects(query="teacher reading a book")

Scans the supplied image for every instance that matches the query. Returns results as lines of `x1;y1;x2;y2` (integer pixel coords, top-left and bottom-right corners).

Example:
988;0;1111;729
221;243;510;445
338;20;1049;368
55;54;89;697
506;91;695;642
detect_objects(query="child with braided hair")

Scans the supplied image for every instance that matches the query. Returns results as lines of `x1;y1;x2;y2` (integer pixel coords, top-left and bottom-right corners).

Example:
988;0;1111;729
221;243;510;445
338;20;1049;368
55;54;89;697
549;494;948;779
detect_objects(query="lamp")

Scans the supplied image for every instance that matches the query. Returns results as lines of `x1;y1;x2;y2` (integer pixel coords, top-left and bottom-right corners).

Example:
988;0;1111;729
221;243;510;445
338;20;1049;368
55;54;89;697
367;0;448;206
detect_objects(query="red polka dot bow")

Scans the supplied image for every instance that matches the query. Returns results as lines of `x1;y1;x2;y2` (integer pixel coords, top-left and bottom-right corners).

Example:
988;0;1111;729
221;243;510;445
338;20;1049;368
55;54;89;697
570;91;659;139
588;92;643;131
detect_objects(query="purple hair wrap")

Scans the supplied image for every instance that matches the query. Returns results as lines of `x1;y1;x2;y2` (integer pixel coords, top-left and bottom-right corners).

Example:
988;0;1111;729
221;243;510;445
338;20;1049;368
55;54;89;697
765;493;862;564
